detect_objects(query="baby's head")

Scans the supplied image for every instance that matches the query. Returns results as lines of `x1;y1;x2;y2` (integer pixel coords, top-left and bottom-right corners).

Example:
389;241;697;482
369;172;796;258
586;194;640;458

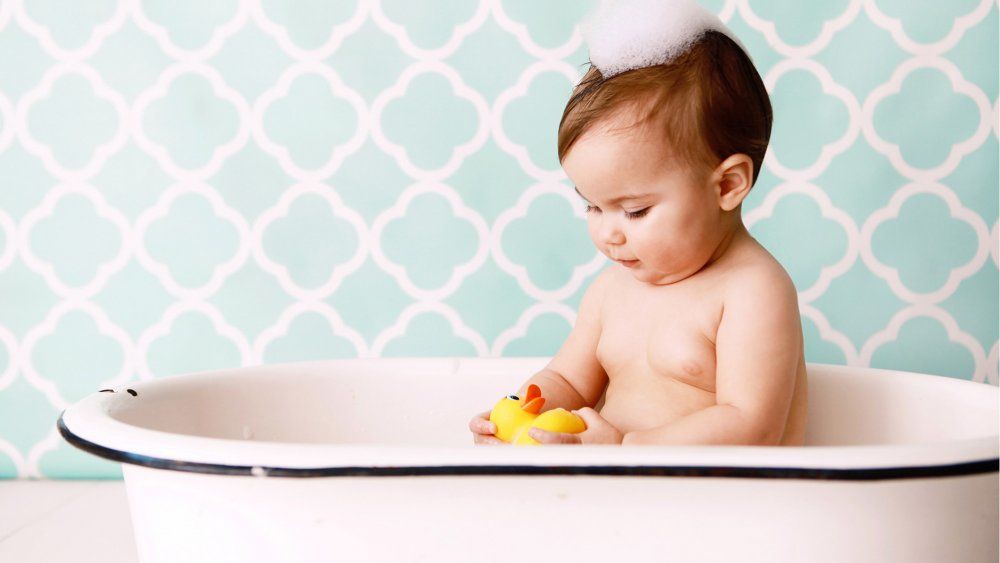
558;28;772;285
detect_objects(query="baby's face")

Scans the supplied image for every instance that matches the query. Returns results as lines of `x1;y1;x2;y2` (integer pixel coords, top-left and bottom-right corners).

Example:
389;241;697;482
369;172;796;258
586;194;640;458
562;118;730;286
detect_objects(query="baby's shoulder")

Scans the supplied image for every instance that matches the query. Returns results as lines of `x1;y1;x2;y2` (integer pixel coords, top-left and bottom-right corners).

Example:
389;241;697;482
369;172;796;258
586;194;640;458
584;263;616;296
715;241;803;344
721;243;797;304
577;264;618;316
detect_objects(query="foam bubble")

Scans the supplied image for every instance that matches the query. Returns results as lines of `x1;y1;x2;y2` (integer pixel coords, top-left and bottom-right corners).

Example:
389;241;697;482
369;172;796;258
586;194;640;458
582;0;749;78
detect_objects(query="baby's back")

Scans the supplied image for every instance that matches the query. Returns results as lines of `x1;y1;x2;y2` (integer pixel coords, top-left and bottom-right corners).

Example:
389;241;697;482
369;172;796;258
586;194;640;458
595;234;807;445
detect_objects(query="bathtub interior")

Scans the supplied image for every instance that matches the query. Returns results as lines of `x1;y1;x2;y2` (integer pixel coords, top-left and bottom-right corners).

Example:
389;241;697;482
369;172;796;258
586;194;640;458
103;359;998;448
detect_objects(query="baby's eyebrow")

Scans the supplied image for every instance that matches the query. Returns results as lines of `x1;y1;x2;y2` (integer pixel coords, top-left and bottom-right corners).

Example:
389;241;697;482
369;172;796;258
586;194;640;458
573;185;654;205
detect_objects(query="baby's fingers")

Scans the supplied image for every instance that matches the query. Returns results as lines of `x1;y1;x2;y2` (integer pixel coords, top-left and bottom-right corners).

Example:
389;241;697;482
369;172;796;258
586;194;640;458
529;427;580;445
474;434;506;446
468;411;496;435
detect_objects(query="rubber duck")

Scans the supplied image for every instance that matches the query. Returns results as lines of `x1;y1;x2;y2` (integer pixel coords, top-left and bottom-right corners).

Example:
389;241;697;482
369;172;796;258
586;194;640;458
489;384;586;445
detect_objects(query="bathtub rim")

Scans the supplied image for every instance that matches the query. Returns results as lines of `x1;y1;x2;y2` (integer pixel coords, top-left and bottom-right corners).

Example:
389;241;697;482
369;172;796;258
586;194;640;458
57;415;998;481
57;359;999;481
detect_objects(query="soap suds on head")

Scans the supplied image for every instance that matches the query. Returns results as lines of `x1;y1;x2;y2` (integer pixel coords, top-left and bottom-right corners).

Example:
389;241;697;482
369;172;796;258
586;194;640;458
582;0;749;78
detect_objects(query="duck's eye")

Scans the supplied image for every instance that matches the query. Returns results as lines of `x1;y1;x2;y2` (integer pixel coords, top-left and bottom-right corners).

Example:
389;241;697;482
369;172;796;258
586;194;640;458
507;394;519;400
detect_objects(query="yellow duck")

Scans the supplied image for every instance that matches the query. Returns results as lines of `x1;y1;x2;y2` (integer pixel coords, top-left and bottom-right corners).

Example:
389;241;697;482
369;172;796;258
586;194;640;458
489;384;586;445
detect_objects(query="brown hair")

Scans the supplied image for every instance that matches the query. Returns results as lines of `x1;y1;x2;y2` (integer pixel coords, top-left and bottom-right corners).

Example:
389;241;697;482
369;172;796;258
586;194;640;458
557;30;772;188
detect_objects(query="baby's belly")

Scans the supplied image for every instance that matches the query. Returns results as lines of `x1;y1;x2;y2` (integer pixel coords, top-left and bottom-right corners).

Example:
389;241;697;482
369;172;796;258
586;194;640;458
598;375;716;435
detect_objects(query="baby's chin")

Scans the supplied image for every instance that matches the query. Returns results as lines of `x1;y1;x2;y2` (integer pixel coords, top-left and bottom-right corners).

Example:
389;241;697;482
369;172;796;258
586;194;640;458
623;261;701;286
604;251;703;285
619;260;657;282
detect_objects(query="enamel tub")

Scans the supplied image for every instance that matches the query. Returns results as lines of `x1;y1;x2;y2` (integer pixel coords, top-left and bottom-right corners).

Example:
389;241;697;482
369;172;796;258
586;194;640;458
58;358;998;563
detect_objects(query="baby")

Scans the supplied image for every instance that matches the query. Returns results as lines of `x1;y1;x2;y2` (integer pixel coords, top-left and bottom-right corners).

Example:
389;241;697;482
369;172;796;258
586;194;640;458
469;2;807;447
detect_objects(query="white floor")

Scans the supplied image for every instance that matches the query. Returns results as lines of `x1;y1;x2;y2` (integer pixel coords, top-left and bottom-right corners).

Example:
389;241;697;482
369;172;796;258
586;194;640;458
0;480;137;562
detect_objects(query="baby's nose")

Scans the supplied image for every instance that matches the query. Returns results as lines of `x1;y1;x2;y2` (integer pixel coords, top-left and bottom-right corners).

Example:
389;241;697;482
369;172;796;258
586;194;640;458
596;217;626;245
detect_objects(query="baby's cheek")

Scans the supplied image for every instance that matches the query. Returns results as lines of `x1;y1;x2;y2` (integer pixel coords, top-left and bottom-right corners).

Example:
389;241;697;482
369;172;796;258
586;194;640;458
639;236;676;263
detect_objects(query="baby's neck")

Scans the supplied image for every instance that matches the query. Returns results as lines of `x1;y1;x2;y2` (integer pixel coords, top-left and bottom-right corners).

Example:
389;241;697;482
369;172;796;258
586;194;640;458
703;215;750;269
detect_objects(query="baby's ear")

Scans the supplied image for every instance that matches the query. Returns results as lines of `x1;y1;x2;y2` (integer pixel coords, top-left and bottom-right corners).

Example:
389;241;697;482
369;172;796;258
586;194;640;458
713;154;754;211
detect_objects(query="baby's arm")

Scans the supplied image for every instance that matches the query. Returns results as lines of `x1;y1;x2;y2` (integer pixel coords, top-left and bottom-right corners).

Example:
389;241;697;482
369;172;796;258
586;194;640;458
622;267;801;446
514;266;613;412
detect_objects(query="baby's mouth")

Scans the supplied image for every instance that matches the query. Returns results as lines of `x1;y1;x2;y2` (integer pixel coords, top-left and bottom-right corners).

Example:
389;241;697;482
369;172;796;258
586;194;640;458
617;258;640;268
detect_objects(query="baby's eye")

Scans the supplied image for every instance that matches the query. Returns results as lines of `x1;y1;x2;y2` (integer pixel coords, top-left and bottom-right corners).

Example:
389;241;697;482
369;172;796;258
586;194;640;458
624;207;650;220
584;205;599;214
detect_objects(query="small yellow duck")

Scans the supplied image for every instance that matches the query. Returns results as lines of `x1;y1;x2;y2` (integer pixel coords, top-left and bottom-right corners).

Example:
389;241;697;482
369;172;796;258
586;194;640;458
489;384;586;445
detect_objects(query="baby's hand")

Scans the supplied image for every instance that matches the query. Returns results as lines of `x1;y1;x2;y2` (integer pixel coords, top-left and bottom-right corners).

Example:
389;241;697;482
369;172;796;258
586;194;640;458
468;410;506;445
529;408;624;445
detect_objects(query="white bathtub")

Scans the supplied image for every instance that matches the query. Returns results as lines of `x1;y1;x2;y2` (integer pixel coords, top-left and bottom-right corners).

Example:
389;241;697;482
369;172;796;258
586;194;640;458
58;358;998;563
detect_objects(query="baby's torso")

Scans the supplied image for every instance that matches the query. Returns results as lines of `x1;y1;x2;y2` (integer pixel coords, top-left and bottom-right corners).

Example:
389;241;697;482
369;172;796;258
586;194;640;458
595;263;807;446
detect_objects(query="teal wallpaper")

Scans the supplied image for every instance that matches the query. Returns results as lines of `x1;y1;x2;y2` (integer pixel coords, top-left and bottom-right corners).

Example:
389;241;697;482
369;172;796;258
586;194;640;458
0;1;996;479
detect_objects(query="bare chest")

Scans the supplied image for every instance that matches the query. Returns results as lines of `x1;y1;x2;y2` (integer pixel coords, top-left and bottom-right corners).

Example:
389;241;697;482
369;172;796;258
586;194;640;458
597;276;722;388
595;274;723;431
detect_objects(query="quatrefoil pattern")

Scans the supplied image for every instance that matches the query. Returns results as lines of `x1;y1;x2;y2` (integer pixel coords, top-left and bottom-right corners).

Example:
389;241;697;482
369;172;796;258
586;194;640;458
0;0;996;478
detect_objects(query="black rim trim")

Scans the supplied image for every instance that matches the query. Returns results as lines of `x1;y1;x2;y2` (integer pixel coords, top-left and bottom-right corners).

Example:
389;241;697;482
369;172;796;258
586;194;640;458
57;414;999;481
